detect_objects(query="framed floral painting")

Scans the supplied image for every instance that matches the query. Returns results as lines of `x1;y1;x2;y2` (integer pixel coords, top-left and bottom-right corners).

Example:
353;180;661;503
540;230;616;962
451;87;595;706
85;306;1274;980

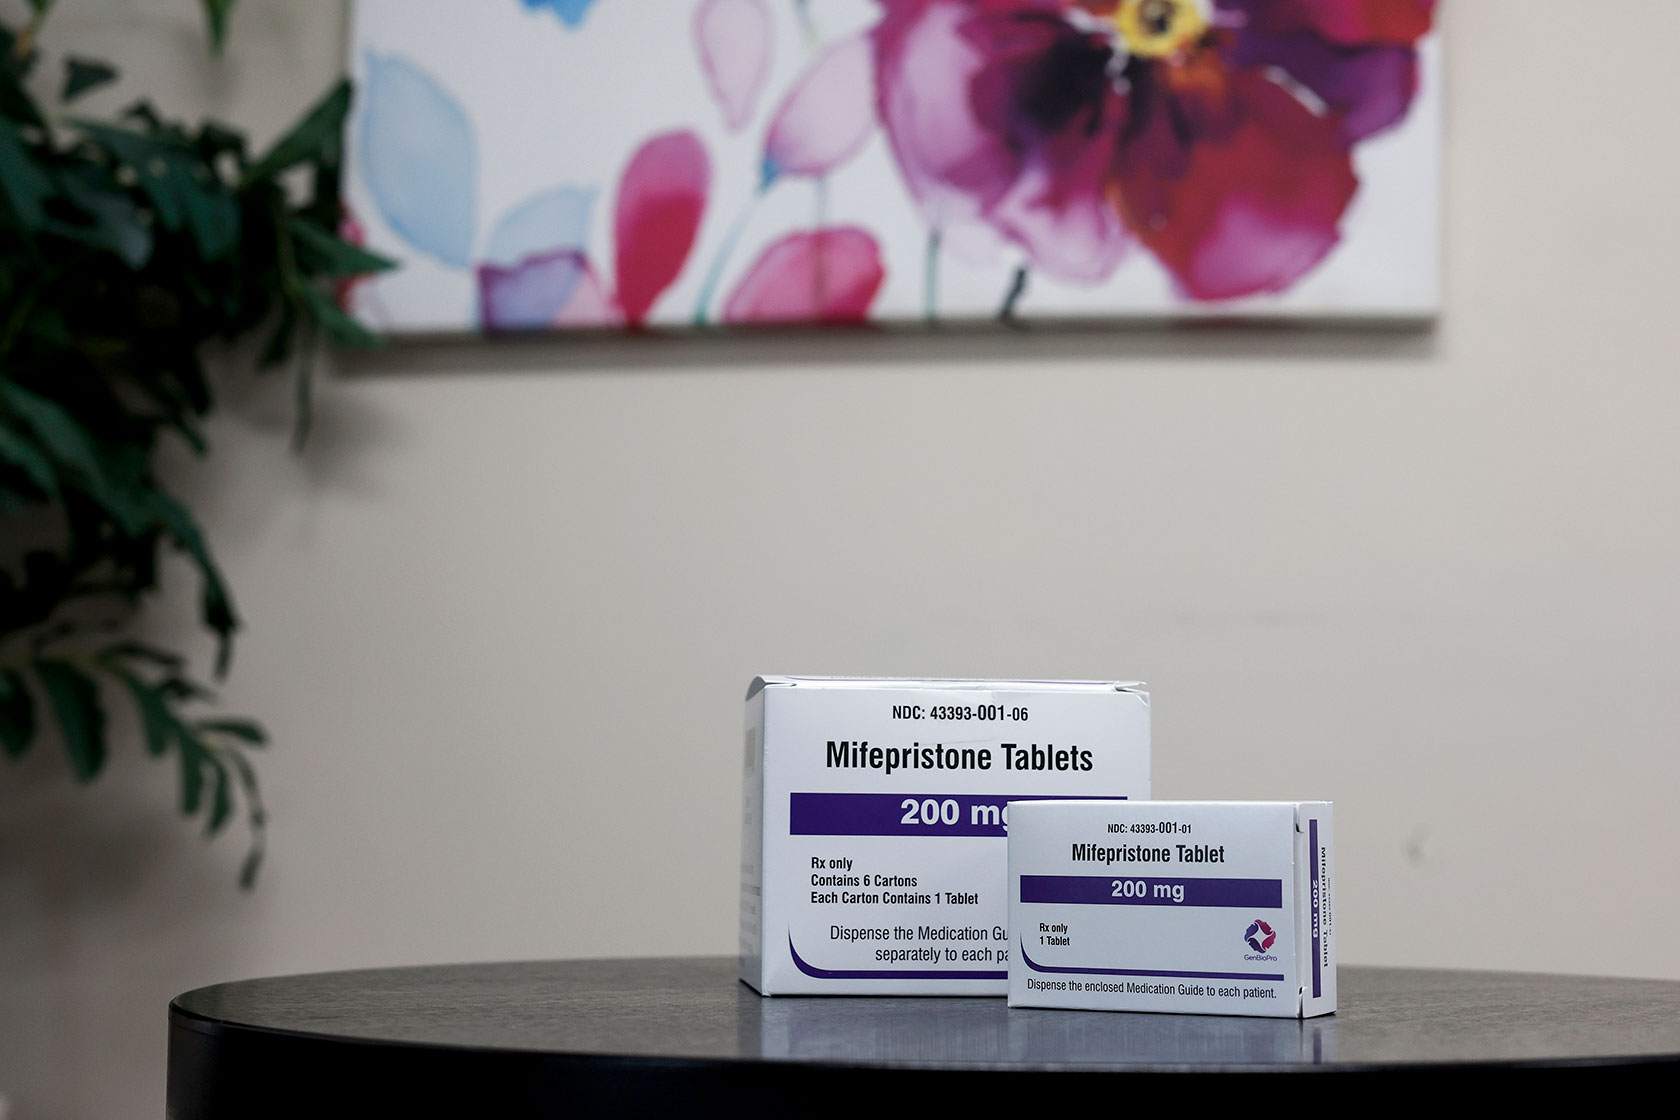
345;0;1441;332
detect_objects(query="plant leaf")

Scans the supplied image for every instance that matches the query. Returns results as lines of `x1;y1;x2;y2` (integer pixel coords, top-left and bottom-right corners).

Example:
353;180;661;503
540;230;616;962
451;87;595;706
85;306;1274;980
198;718;266;745
242;79;350;187
72;121;187;224
49;162;153;267
184;183;239;260
195;120;246;170
286;216;396;277
299;282;380;348
63;57;119;102
0;670;36;759
200;0;237;53
175;723;208;814
113;671;175;758
35;660;106;782
0;381;146;533
119;99;163;129
0;421;60;495
224;748;265;888
142;489;238;673
205;755;233;835
0;117;55;228
158;677;215;702
72;121;238;259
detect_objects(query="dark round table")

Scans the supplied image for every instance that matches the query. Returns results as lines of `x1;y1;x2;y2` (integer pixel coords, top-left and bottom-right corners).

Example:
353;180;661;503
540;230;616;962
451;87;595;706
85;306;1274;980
167;958;1680;1116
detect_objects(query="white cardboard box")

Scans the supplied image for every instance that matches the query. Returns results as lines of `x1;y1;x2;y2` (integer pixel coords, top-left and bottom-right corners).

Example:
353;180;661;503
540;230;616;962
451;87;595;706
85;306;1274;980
740;677;1150;995
1007;800;1335;1017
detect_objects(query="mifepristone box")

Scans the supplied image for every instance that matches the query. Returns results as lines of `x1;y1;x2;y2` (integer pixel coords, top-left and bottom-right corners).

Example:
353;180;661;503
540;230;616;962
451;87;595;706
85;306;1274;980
1007;800;1335;1017
740;676;1150;996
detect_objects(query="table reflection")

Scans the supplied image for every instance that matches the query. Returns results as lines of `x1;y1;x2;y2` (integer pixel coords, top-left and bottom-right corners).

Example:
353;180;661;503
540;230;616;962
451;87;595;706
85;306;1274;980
740;988;1335;1068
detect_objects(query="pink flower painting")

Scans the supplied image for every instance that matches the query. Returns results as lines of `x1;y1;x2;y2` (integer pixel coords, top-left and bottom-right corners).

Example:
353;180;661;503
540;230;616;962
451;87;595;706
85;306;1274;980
346;1;1440;333
873;0;1434;301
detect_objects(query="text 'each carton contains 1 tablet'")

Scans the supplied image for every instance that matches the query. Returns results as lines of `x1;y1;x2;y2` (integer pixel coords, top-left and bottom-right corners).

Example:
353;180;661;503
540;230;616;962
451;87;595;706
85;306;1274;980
740;677;1150;996
1008;800;1335;1018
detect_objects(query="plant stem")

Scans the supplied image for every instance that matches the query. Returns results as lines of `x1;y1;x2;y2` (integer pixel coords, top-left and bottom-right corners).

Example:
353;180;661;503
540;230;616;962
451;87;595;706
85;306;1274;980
923;227;942;324
291;322;317;453
270;196;317;450
998;265;1029;324
692;186;763;327
794;0;819;48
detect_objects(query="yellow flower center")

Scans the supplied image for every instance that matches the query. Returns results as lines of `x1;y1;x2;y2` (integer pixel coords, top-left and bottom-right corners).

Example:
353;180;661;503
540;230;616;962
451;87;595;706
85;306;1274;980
1115;0;1207;60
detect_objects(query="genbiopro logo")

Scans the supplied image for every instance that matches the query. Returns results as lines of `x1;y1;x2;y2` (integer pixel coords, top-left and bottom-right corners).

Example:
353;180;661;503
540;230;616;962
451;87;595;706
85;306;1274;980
1244;919;1276;954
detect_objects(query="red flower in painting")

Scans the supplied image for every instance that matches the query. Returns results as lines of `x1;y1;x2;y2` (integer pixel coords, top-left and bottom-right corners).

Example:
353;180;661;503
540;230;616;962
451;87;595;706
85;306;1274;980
872;0;1435;300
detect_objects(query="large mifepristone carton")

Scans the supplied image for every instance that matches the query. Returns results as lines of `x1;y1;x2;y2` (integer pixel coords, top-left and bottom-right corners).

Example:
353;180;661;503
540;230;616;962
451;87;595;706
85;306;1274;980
740;676;1150;996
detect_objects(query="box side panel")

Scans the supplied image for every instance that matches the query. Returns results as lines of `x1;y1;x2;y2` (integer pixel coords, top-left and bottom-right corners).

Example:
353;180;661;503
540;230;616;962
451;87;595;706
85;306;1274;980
1299;802;1336;1017
739;690;767;992
1293;817;1310;1017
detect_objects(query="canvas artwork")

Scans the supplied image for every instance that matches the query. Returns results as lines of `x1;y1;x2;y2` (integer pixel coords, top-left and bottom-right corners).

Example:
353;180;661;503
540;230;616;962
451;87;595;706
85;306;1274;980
344;0;1441;333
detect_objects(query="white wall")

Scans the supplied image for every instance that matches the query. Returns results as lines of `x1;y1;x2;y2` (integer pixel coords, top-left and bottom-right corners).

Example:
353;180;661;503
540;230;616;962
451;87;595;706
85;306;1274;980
4;1;1680;1116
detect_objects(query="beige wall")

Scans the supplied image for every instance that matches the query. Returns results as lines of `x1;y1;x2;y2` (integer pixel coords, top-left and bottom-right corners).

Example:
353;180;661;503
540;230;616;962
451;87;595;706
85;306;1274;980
4;1;1680;1116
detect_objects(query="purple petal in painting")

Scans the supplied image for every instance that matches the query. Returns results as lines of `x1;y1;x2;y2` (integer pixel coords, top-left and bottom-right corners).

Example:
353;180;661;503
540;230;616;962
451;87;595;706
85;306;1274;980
1223;29;1422;143
722;227;885;324
477;249;589;331
614;131;711;326
761;34;875;186
1217;0;1436;47
694;0;773;133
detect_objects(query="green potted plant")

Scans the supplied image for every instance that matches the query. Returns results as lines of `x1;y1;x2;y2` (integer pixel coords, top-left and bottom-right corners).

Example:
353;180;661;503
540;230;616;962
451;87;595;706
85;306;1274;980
0;0;391;884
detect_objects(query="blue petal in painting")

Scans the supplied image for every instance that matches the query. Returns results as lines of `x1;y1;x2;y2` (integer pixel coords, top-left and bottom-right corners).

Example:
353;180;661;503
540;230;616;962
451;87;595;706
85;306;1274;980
523;0;599;29
478;249;590;331
483;186;597;267
358;53;477;268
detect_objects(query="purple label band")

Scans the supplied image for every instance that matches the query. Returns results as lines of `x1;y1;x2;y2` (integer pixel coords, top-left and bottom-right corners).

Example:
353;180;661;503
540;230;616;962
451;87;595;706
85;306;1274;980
1310;818;1322;999
1019;875;1283;909
1021;942;1285;983
789;793;1124;838
788;936;1005;981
